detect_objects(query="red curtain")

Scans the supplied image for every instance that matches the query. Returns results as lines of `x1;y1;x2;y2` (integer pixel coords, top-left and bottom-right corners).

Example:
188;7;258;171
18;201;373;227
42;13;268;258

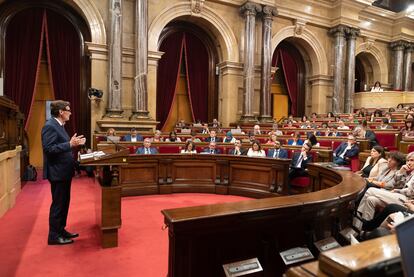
156;32;184;130
271;48;298;116
183;33;209;123
4;8;45;129
44;9;81;136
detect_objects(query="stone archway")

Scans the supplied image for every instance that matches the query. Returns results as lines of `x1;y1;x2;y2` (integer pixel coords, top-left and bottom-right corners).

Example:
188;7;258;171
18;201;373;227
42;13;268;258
356;43;388;85
271;26;330;114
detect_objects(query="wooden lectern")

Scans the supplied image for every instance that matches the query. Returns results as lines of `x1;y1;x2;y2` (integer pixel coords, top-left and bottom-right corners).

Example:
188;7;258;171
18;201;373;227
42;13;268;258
81;149;129;248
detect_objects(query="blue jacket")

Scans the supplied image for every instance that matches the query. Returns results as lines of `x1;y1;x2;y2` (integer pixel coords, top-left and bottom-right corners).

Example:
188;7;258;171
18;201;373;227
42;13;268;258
41;118;74;181
123;134;143;142
203;148;221;154
287;139;303;146
334;142;359;159
267;148;288;159
136;147;158;154
290;152;312;169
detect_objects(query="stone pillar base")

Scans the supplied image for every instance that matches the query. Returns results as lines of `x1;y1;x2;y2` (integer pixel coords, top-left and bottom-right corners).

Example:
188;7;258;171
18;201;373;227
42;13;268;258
239;115;258;123
258;115;274;123
130;111;150;120
104;110;124;118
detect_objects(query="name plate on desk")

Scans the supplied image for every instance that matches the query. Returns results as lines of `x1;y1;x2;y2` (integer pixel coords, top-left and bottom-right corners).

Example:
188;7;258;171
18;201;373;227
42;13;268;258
279;247;314;265
314;237;341;252
222;258;263;277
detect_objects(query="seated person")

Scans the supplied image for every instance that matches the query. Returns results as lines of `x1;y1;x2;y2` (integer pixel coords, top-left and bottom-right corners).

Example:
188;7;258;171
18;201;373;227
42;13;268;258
203;141;221;154
333;134;359;165
201;124;210;134
246;140;266;157
229;140;247;156
300;120;312;129
288;142;313;181
123;128;143;142
284;121;295;128
186;131;202;143
287;132;303;146
165;131;181;142
354;152;414;231
384;112;395;124
287;114;297;123
266;133;278;145
310;112;318;122
211;118;221;128
357;146;388;178
267;140;288;159
253;124;261;135
106;128;116;137
337;120;350;130
234;125;245;135
304;133;319;147
105;128;120;142
181;141;197;154
150;130;164;142
355;151;405;206
242;132;256;144
326;112;335;119
205;130;218;143
223;131;236;143
348;113;359;123
354;120;378;148
376;118;393;130
136;138;158;154
400;119;414;138
357;108;367;117
269;123;283;136
176;119;186;128
370;81;383;92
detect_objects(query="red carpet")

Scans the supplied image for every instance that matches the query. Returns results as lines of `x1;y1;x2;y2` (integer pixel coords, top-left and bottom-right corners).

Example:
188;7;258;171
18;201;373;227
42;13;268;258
0;175;249;277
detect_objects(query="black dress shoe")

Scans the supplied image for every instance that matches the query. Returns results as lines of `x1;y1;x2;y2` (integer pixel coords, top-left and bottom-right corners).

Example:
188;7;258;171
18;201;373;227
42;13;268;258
48;236;74;245
62;230;79;239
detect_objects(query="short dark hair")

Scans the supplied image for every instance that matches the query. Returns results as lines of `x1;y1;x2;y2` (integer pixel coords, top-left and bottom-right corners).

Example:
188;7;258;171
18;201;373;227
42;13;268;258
303;142;312;151
388;151;406;168
50;100;70;118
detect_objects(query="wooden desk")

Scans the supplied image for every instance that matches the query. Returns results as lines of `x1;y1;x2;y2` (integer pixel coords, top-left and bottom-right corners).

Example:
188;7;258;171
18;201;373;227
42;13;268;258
285;261;328;277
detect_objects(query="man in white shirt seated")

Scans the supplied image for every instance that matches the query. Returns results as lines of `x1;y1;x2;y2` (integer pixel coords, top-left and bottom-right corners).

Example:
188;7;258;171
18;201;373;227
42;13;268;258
337;120;350;130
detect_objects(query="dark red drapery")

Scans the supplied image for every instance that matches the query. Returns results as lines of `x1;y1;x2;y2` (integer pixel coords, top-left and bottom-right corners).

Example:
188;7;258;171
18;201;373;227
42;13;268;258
272;48;299;116
183;33;209;123
44;9;81;136
156;32;184;130
4;8;45;129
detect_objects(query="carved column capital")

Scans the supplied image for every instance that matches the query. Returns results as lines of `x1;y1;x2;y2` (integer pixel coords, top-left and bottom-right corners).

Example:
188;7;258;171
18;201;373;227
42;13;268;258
390;40;408;51
329;24;348;37
346;27;360;40
405;43;414;52
240;2;262;17
261;5;278;19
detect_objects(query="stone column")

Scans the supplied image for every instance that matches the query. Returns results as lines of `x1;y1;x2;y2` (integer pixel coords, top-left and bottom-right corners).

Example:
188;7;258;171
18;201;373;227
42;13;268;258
240;2;261;123
258;5;277;123
131;0;150;119
403;43;413;91
344;27;360;113
329;25;347;114
391;40;405;91
106;0;123;117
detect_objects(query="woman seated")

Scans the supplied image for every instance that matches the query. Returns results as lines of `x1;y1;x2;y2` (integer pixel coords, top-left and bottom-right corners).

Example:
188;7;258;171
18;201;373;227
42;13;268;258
370;81;383;92
186;131;201;143
354;151;414;231
150;130;164;142
326;112;335;119
287;132;303;146
266;133;278;145
165;131;181;142
223;131;236;143
181;141;197;154
356;146;388;178
247;140;266;157
400;119;414;138
304;133;319;147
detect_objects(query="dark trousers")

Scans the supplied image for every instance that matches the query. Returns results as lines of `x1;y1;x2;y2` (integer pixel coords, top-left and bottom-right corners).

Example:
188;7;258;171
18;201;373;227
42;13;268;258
288;168;307;180
49;179;72;240
333;156;349;165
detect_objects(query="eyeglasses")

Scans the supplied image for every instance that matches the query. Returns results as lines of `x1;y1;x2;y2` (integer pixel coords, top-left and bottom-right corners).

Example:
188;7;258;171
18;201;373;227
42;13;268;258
62;108;71;113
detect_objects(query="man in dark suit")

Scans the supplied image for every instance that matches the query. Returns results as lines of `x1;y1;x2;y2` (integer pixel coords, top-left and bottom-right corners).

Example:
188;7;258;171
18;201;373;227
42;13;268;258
136;138;158;154
288;142;313;181
42;100;85;245
203;141;221;154
205;130;218;143
333;134;359;165
228;140;247;155
123;127;143;142
267;140;288;159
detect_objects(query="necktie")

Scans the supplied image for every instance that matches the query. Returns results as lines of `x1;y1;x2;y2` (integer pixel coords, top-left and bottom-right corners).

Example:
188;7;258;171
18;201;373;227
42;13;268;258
145;148;149;154
296;155;303;168
210;149;214;154
235;150;239;155
274;150;279;158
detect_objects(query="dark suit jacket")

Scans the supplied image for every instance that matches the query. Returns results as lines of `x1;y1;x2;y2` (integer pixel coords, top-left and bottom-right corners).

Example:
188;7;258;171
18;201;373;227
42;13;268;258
365;130;378;147
287;139;304;145
136;147;158;154
205;136;218;143
123;134;143;142
334;142;359;159
41;118;74;181
267;148;288;159
228;148;247;155
290;152;312;169
203;148;221;154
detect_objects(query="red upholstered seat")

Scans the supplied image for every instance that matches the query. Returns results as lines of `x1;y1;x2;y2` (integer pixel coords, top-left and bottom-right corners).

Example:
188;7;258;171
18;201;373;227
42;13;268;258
290;177;310;188
375;133;398;151
158;146;181;154
319;140;333;149
350;156;360;172
332;141;343;150
128;146;136;154
96;136;106;142
408;144;414;153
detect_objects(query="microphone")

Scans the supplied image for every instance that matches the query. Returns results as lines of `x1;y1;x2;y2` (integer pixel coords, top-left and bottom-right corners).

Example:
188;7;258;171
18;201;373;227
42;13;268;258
106;136;128;152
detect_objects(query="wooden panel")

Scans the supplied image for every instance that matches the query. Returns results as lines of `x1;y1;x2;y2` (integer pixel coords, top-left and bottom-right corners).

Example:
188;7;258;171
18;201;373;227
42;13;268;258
172;161;215;183
230;164;272;189
120;162;159;196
